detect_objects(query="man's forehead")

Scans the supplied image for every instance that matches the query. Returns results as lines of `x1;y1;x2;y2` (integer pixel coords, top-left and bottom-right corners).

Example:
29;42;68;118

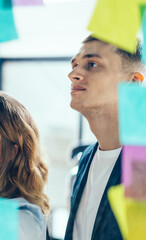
74;41;117;59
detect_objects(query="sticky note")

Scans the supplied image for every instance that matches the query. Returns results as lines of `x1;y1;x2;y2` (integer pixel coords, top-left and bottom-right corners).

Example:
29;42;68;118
0;0;12;8
122;146;146;186
118;83;146;145
0;0;18;42
0;198;19;240
126;200;146;240
141;6;146;63
87;0;141;53
12;0;43;6
108;184;146;240
135;0;146;3
122;145;146;200
108;185;128;240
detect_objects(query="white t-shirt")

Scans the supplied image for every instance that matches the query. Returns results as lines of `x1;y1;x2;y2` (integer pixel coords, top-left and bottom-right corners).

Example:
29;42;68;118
73;146;122;240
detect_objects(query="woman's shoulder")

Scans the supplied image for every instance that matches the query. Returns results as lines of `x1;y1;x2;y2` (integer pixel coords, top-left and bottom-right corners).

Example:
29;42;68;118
12;197;46;240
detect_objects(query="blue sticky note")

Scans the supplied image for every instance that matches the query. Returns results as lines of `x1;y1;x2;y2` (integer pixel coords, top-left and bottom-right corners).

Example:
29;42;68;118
141;6;146;63
0;198;19;240
0;0;18;42
118;83;146;145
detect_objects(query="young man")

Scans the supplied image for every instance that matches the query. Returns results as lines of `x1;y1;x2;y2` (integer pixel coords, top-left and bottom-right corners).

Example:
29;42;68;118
65;36;144;240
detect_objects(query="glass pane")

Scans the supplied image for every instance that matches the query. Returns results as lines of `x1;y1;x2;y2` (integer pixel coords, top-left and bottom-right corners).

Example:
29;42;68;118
2;60;95;208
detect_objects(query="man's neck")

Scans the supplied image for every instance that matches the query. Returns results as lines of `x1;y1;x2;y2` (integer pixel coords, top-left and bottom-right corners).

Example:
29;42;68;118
85;110;121;151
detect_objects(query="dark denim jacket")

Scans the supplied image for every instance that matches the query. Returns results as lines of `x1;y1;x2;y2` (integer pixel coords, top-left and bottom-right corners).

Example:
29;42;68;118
65;143;123;240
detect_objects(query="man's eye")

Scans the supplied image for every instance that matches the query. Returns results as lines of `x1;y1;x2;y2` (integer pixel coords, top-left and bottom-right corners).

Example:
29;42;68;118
88;62;98;68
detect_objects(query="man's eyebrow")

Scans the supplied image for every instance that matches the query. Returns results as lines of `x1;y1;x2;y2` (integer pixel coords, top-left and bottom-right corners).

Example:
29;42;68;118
71;53;102;64
83;54;102;59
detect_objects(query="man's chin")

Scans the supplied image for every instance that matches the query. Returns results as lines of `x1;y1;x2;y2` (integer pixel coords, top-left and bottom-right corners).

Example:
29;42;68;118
70;101;83;111
70;100;107;116
70;101;80;110
70;101;88;115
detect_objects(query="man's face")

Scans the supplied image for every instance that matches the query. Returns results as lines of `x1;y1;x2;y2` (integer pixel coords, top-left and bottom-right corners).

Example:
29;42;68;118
68;40;130;114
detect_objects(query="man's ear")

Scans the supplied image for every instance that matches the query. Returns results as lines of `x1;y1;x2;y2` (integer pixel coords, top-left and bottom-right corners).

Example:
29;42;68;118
132;72;144;83
11;144;19;159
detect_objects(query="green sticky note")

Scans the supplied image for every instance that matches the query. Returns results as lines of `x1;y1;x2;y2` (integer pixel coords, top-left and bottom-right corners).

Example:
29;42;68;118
118;82;146;145
87;0;141;53
140;5;146;18
0;198;19;240
0;0;18;42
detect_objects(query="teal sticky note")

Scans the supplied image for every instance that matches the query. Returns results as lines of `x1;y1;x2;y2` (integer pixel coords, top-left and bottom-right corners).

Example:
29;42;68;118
141;6;146;63
0;0;12;8
118;83;146;145
0;0;18;42
0;198;19;240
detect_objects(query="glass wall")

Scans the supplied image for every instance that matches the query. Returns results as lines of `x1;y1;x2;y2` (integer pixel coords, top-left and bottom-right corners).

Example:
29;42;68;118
1;59;95;208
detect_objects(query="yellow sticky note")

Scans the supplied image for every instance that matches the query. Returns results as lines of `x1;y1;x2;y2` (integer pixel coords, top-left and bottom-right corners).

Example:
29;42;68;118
126;200;146;240
108;185;146;240
108;185;128;240
87;0;141;53
135;0;146;3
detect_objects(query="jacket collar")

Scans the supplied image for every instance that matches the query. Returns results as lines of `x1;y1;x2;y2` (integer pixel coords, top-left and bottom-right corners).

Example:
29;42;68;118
71;142;98;215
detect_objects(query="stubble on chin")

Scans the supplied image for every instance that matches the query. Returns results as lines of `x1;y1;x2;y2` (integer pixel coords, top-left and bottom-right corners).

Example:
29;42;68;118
70;100;81;111
70;100;93;118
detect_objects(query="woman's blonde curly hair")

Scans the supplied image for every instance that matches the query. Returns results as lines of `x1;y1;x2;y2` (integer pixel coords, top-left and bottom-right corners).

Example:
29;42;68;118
0;92;49;214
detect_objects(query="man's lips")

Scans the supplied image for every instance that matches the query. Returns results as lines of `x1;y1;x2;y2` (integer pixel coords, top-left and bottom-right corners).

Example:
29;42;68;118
71;86;86;93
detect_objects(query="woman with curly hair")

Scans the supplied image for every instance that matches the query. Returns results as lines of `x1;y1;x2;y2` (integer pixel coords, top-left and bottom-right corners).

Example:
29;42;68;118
0;91;50;239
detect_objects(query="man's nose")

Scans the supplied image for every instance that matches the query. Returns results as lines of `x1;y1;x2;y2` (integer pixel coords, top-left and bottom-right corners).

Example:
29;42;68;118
68;69;84;82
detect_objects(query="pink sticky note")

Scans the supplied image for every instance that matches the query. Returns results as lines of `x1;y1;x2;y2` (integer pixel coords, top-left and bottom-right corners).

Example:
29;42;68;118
122;146;146;186
12;0;43;6
122;146;146;200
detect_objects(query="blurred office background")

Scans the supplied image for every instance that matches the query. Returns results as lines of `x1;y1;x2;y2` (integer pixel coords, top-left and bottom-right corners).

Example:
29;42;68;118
0;0;96;238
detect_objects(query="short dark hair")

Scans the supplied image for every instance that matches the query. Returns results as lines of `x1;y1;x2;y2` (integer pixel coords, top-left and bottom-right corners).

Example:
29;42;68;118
83;35;142;72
